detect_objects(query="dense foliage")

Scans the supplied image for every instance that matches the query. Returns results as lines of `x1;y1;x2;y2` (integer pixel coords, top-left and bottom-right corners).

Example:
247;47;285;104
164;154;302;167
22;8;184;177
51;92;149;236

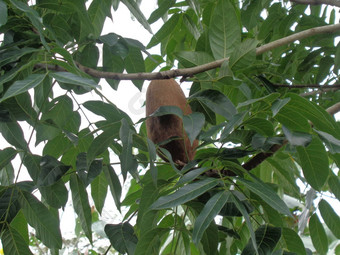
0;0;340;254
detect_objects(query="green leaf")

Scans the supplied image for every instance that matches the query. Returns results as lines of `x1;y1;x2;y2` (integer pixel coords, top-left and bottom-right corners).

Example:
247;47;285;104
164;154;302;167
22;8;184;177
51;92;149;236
83;100;131;123
328;175;340;201
0;0;8;27
271;98;291;117
105;222;138;255
2;226;33;255
0;162;15;185
87;122;121;164
39;180;68;209
91;171;108;214
103;165;121;211
236;177;292;216
229;39;257;71
241;225;282;255
183;13;200;40
147;13;181;48
281;227;306;255
150;178;219;210
0;147;17;170
88;0;112;37
219;112;247;141
70;174;92;243
296;137;329;191
243;117;274;136
124;46;145;90
18;190;62;249
309;213;328;255
50;72;99;90
148;0;176;24
176;167;209;186
318;199;340;239
282;126;312;146
0;121;28;150
315;129;340;154
192;191;230;244
209;0;241;59
190;89;236;120
121;0;152;33
150;105;183;119
183;112;205;145
0;74;46;103
0;188;20;228
37;155;70;187
147;138;158;187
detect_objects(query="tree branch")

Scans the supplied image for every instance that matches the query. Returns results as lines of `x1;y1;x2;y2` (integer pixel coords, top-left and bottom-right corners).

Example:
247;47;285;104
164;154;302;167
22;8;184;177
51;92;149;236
290;0;340;8
300;87;340;97
35;23;340;80
274;84;340;88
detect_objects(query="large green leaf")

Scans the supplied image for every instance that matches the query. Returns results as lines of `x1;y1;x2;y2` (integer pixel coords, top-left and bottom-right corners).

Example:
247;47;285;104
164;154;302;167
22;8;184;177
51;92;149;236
0;0;7;26
148;0;176;24
88;0;112;37
209;0;241;59
0;162;15;185
309;213;328;255
236;177;292;216
39;180;68;209
318;199;340;239
296;137;329;190
70;174;92;243
105;222;138;255
124;46;145;90
18;190;62;249
150;178;219;210
328;175;340;201
192;191;230;244
0;74;46;103
2;226;33;255
229;39;257;71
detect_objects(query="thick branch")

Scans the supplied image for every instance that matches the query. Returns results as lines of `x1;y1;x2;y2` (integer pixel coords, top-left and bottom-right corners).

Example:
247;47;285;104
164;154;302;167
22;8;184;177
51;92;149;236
290;0;340;7
35;23;340;80
300;87;340;96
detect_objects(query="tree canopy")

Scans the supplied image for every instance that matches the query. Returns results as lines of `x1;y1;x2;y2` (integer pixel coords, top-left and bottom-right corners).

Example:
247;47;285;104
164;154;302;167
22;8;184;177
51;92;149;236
0;0;340;254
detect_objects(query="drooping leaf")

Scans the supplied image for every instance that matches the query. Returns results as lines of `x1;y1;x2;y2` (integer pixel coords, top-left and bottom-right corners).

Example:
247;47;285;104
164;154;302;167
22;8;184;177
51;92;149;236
39;180;68;209
271;98;290;117
105;222;138;255
18;190;62;249
91;171;108;214
103;165;121;211
296;137;329;191
0;74;46;103
328;175;340;201
309;213;328;255
70;174;92;243
183;112;205;145
0;162;15;185
148;0;176;24
192;191;230;244
318;199;340;239
150;178;219;210
124;46;145;90
0;121;28;150
282;125;312;146
88;0;112;37
315;129;340;154
0;0;8;27
147;138;158;187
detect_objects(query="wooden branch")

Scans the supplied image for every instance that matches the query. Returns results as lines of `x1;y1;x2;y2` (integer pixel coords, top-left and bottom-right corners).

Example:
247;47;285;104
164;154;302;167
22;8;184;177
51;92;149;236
300;87;340;96
35;23;340;80
290;0;340;7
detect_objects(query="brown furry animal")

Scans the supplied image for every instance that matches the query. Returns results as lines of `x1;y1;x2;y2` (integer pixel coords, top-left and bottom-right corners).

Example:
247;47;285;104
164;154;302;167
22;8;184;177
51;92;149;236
146;79;198;165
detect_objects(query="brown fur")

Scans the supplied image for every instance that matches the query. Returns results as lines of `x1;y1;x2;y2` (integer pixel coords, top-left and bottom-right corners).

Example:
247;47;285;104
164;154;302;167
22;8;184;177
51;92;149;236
146;79;198;165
